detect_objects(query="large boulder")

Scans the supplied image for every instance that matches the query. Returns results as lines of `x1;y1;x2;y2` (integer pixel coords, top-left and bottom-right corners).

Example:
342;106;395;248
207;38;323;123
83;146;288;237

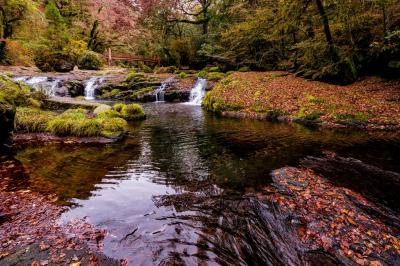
62;80;85;97
0;103;15;149
34;52;75;73
387;61;400;78
0;75;30;149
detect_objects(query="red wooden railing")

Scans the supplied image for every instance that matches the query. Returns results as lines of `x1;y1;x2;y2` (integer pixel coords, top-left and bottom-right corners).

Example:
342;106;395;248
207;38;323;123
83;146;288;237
103;48;160;66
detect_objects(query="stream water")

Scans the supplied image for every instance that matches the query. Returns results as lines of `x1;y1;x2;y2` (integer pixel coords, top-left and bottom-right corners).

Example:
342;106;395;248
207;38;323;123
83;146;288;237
9;103;400;265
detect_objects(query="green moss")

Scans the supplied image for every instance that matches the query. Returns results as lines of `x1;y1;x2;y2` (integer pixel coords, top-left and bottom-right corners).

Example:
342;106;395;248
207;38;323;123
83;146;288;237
207;72;225;81
15;107;56;133
27;98;42;108
117;103;146;120
4;72;14;78
178;72;188;79
0;75;31;106
131;87;155;100
297;108;323;120
202;92;242;113
221;79;231;85
197;70;208;78
125;72;146;83
96;110;121;119
113;103;124;112
14;105;129;138
93;104;112;115
99;117;127;133
238;66;250;72
208;66;220;72
335;112;369;123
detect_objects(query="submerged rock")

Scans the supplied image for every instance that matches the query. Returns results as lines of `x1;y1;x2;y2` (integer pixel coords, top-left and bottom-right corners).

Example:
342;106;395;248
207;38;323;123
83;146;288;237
62;80;85;97
0;103;15;151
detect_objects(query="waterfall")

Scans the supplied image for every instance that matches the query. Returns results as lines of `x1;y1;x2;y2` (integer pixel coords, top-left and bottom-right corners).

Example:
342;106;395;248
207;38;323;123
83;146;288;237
186;78;207;106
13;76;61;96
84;77;104;100
155;77;173;102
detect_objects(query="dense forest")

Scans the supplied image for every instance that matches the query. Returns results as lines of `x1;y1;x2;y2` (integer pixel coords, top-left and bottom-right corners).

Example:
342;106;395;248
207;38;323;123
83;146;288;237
1;0;399;83
1;1;400;266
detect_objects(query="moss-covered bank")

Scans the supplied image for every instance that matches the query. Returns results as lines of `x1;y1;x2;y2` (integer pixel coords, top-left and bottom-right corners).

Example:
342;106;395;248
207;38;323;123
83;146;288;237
203;72;400;130
15;103;145;139
0;75;38;148
0;75;147;144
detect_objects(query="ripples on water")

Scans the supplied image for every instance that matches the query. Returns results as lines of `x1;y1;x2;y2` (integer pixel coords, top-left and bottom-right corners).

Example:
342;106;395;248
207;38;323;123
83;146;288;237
14;103;400;265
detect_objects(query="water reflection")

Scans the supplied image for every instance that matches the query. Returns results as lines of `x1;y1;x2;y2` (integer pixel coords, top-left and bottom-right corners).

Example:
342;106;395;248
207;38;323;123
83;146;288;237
13;103;400;264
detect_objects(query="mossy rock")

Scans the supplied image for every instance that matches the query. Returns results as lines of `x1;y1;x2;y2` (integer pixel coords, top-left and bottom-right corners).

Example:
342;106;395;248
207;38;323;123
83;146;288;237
207;72;225;81
0;76;32;144
93;104;112;115
164;91;190;102
62;80;85;97
154;66;177;74
387;61;400;77
34;52;75;73
130;87;156;102
125;72;146;83
0;103;16;144
114;103;146;121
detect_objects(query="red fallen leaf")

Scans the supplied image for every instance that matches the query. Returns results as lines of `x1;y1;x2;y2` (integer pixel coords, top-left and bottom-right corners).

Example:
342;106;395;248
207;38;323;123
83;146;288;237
120;258;129;265
0;252;10;259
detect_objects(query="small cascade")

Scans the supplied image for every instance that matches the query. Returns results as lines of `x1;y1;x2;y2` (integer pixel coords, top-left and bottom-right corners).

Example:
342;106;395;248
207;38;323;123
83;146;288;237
186;78;207;106
155;77;173;102
84;77;105;100
13;76;61;96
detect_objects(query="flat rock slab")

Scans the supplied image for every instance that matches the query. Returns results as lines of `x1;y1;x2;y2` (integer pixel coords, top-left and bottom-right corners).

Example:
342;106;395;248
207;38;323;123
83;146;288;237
12;133;122;149
43;96;100;111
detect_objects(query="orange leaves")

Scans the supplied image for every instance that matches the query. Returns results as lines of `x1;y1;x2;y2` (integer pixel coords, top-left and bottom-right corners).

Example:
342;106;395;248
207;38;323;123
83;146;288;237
210;71;400;130
262;166;400;265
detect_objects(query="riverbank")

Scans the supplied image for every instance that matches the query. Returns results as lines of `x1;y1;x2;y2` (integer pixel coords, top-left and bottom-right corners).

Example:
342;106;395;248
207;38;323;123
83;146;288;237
255;153;400;265
0;156;120;265
203;72;400;130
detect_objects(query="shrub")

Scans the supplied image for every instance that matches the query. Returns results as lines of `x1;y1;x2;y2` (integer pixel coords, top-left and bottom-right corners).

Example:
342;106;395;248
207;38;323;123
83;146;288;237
77;51;102;70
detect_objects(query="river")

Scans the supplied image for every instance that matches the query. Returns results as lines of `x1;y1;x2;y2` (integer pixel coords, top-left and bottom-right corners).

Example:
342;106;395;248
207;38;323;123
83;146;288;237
11;103;400;265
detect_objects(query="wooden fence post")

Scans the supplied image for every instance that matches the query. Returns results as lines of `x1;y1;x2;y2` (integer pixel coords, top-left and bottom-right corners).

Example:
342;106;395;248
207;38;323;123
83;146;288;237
108;48;112;66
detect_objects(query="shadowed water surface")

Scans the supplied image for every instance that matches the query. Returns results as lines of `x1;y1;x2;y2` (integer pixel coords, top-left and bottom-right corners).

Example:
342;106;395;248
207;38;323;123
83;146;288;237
14;103;400;265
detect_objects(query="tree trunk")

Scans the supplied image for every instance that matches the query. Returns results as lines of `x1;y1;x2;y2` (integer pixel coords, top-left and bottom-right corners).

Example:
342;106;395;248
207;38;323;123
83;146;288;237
314;0;338;61
0;41;6;63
